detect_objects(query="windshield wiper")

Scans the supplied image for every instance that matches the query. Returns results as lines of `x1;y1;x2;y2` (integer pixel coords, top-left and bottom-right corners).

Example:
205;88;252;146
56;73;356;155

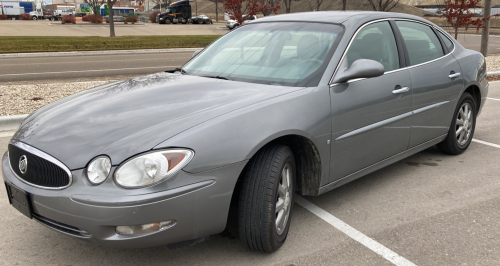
175;68;187;75
202;75;231;80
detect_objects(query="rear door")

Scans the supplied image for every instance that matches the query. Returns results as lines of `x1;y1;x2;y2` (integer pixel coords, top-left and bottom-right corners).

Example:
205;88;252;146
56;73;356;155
394;20;464;148
329;20;412;183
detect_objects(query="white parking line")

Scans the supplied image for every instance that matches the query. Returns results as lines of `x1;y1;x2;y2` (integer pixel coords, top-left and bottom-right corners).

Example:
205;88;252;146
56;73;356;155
472;139;500;149
295;196;417;266
487;97;500;101
0;66;177;77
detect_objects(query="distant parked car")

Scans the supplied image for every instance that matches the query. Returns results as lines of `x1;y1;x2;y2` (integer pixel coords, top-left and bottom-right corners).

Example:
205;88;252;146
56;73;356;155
191;15;212;24
226;15;256;30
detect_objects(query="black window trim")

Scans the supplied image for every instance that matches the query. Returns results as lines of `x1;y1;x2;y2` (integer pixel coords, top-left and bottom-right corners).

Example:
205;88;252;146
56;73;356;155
392;18;456;69
329;18;407;85
329;18;456;86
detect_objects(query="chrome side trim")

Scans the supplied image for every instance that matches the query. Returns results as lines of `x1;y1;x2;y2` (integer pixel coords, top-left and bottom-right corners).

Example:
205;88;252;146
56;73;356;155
335;101;449;141
319;134;448;195
412;101;449;115
9;141;73;190
335;111;413;141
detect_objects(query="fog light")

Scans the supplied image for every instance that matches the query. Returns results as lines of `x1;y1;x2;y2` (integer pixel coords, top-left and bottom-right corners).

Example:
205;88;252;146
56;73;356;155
116;220;176;236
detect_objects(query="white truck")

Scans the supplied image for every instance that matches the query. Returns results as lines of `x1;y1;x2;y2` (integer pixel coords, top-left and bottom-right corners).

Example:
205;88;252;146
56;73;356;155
29;3;53;20
52;6;75;19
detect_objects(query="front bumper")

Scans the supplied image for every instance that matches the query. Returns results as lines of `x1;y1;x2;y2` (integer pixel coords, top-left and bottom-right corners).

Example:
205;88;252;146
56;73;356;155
2;151;245;248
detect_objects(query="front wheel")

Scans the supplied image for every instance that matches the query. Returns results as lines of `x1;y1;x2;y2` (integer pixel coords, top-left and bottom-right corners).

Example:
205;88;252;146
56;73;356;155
437;92;476;155
32;16;37;20
239;144;295;253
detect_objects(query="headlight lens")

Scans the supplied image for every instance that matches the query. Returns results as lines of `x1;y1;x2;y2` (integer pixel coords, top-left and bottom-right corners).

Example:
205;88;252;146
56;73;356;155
86;156;111;185
114;149;194;188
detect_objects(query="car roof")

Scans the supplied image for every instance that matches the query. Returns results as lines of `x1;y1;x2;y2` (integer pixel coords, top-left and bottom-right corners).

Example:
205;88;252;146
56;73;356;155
253;11;425;25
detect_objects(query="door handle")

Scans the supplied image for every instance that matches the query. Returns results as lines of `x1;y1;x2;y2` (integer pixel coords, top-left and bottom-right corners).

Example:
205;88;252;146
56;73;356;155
392;87;409;95
448;72;461;79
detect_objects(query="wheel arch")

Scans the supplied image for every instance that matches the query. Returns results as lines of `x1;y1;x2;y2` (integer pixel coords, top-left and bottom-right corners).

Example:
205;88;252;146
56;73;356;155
238;133;323;198
463;84;481;113
223;134;323;236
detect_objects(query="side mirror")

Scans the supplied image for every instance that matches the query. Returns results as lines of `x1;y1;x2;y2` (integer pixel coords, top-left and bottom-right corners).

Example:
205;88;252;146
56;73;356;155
192;50;202;58
335;59;385;83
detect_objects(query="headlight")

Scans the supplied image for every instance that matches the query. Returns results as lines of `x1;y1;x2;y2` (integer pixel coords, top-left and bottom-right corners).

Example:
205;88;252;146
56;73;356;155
86;156;111;185
114;149;194;188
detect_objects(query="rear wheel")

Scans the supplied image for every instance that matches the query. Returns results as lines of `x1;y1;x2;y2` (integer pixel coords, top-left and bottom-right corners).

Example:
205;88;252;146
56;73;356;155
239;144;295;253
437;92;476;155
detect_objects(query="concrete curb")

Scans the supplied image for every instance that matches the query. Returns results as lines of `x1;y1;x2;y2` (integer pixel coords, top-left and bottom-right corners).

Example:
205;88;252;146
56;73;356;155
0;48;202;59
1;71;499;133
0;114;29;132
487;71;500;77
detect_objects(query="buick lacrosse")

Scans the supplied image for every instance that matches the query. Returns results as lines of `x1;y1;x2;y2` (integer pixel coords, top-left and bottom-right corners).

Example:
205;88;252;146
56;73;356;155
2;11;488;253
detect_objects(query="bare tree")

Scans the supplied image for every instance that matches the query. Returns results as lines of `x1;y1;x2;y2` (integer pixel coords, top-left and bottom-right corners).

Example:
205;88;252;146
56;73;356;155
284;0;292;13
366;0;400;11
107;0;118;37
84;0;104;23
342;0;347;10
308;0;325;11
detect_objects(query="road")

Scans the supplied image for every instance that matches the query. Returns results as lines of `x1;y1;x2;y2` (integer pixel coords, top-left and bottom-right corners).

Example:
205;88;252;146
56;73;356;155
0;52;193;83
1;33;500;83
0;83;499;265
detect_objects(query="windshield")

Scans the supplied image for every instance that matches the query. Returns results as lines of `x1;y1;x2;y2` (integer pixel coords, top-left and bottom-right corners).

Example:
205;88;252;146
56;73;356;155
182;22;343;87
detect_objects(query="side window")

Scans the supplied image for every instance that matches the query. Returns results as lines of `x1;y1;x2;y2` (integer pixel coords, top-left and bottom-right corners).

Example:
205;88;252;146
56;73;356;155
436;30;454;53
396;21;445;66
345;21;400;72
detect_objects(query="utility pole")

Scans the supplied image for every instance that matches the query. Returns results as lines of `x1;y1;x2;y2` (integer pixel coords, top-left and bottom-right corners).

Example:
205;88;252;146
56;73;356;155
481;0;492;57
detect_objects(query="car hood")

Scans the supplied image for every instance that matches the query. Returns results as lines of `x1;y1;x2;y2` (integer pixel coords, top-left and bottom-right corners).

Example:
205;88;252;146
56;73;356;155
13;72;301;170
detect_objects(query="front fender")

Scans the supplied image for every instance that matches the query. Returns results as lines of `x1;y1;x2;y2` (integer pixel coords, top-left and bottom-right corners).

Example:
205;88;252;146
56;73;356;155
154;86;332;186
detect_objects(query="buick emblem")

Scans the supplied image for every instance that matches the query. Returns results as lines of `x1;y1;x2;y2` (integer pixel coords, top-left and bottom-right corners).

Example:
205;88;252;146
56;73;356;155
19;155;28;174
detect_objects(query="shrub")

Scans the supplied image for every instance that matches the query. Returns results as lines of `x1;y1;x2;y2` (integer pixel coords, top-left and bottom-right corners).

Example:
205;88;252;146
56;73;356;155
82;14;102;23
61;15;76;24
149;11;160;23
125;15;138;24
19;13;32;20
0;14;7;20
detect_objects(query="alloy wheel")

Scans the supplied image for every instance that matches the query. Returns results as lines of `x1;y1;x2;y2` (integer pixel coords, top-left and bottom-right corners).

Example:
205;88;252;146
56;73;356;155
456;102;473;146
276;163;292;235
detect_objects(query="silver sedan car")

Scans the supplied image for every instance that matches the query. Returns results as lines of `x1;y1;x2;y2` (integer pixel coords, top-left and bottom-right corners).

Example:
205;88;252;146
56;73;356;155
2;11;488;253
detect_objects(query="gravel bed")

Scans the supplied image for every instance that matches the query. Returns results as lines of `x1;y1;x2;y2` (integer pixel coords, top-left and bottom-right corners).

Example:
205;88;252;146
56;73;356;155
0;81;110;116
486;55;500;73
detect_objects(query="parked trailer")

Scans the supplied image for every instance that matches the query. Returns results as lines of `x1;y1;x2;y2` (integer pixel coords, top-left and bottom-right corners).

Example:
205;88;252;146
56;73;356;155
0;2;26;20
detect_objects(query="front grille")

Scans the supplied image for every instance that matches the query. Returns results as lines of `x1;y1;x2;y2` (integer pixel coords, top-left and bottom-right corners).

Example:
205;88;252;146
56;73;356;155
8;143;71;189
33;213;90;238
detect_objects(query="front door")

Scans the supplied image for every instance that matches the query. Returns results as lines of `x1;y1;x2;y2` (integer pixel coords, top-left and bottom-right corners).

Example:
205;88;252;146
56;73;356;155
329;21;412;183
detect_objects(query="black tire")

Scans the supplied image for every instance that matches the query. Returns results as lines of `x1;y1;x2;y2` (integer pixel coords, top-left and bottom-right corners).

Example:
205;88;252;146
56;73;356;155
32;16;37;20
165;18;171;24
437;92;477;155
239;144;295;253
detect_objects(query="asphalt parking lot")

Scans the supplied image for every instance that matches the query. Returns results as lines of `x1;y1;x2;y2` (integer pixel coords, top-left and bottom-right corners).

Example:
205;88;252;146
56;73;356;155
0;83;499;265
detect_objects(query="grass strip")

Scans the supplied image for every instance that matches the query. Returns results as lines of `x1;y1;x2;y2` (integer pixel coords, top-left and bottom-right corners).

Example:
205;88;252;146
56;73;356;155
0;35;221;53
